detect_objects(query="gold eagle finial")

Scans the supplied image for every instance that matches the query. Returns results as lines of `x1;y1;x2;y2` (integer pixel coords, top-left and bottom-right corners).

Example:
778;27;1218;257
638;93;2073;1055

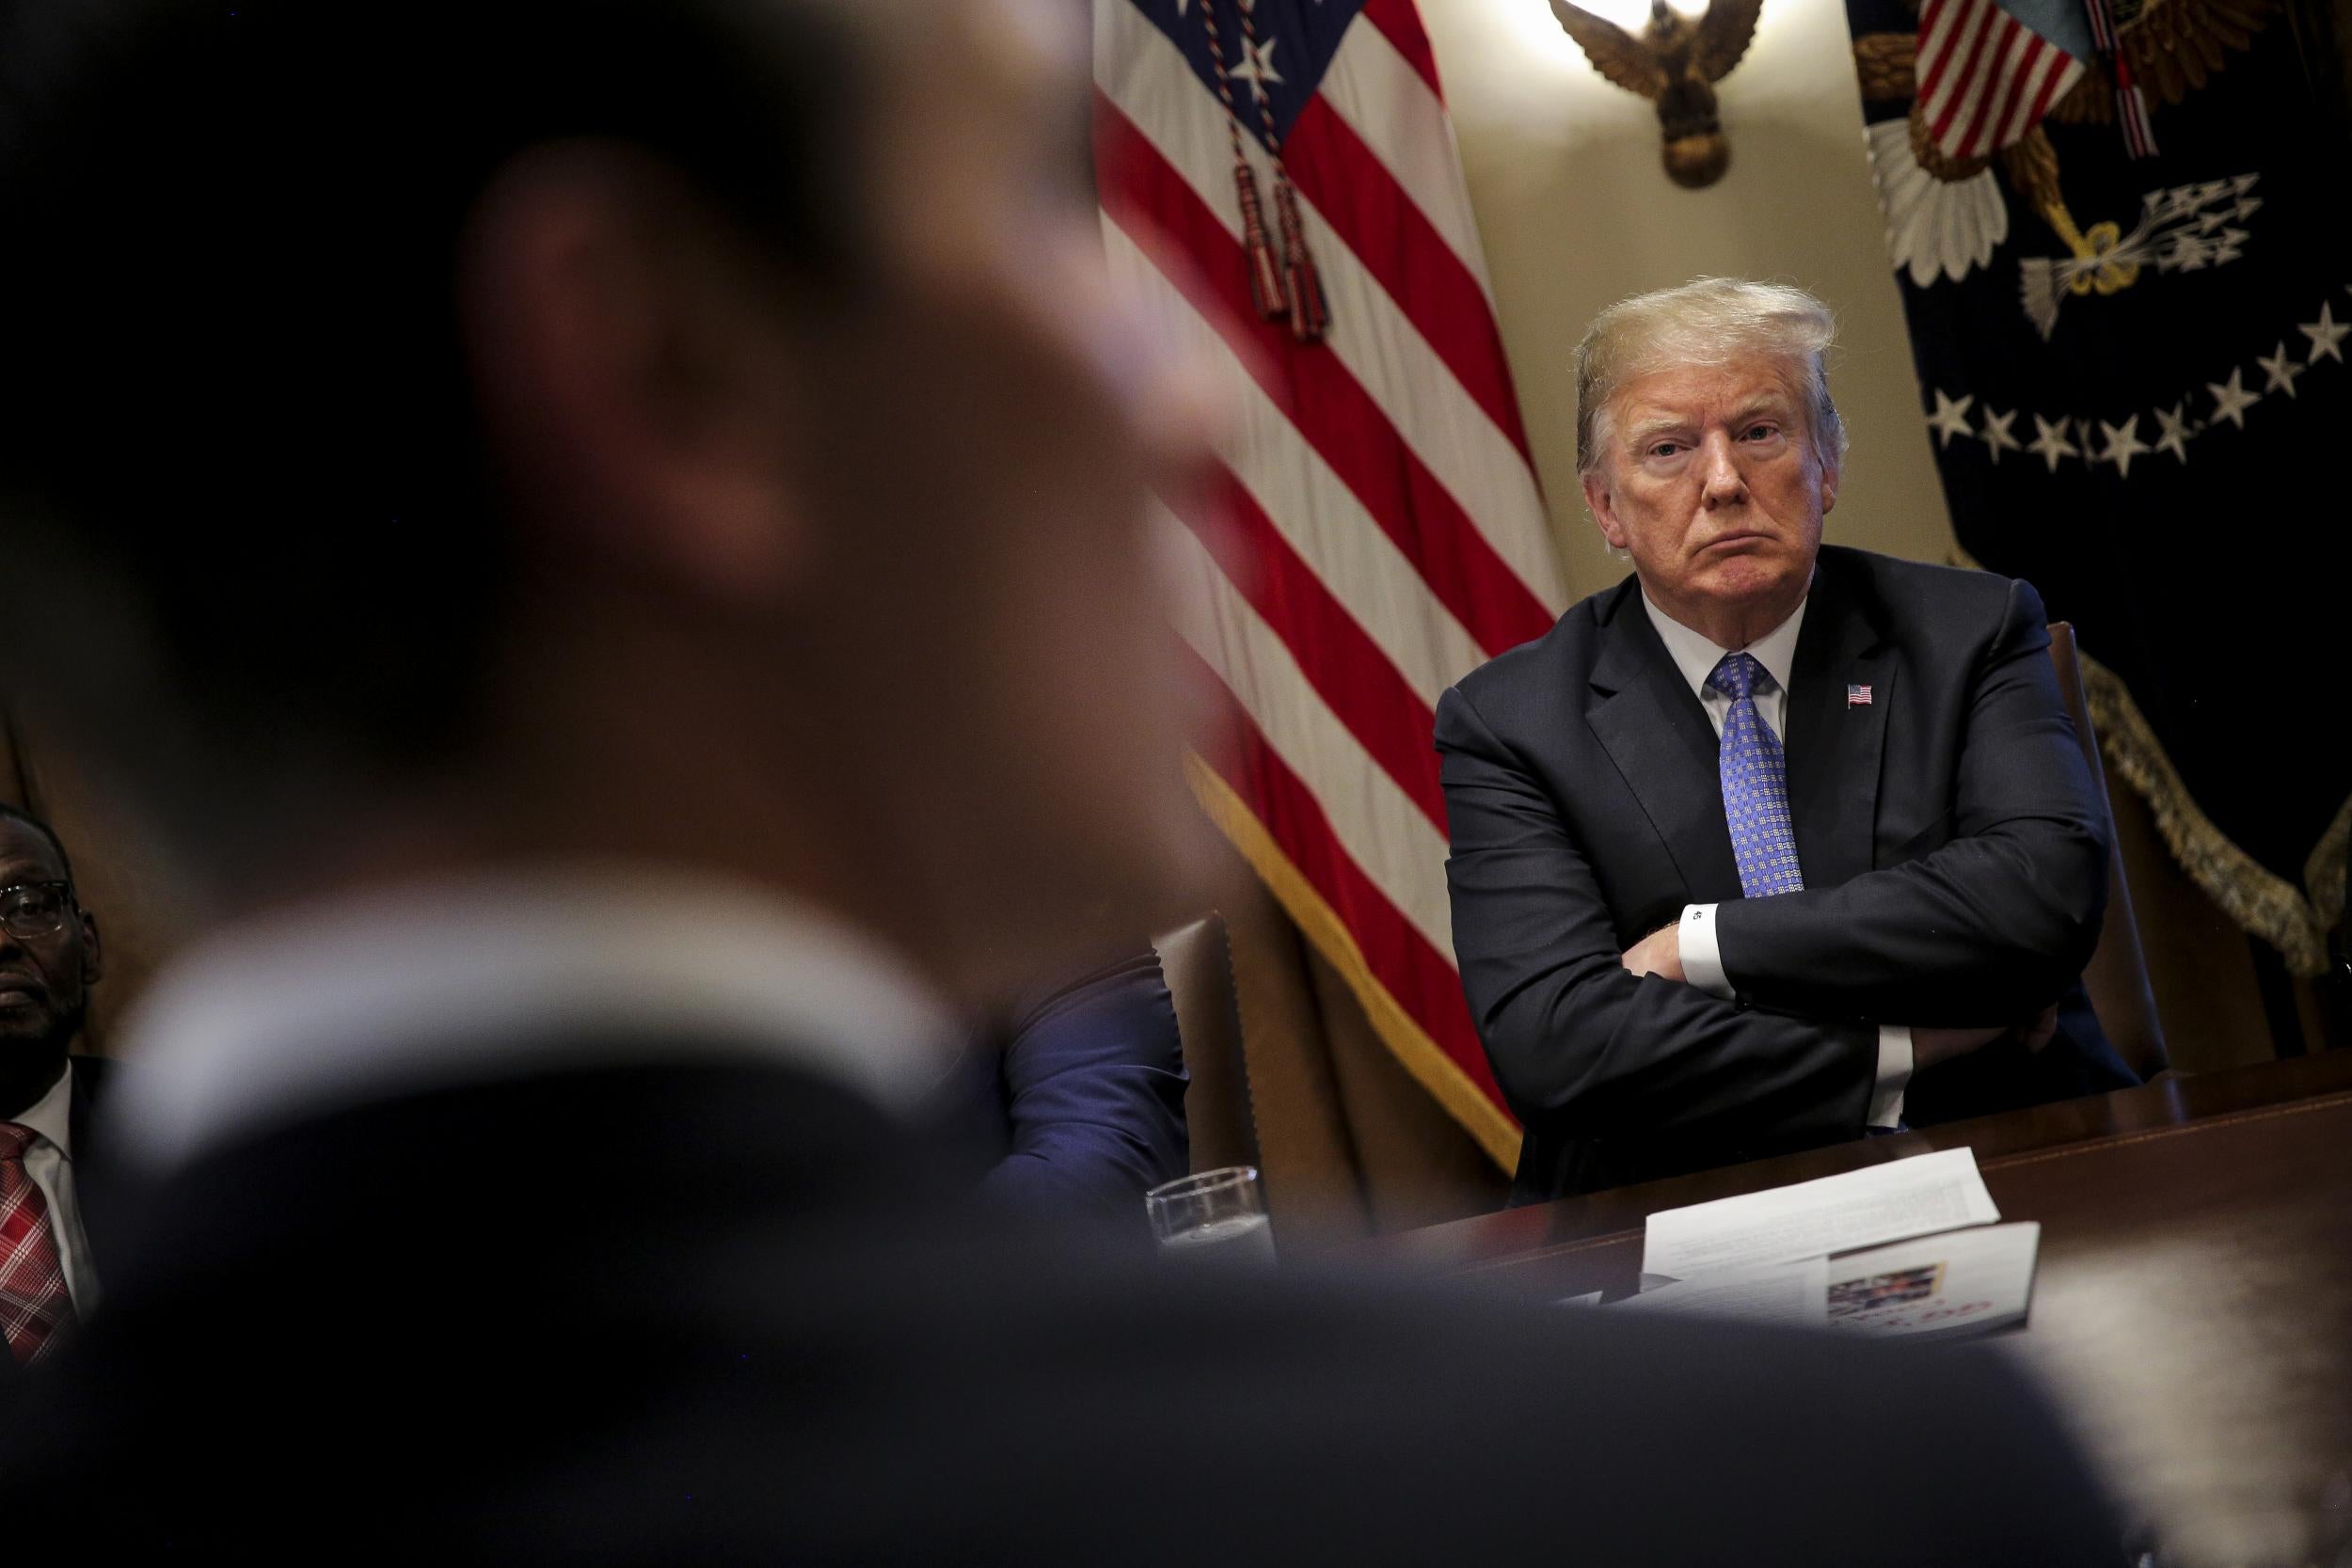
1548;0;1766;188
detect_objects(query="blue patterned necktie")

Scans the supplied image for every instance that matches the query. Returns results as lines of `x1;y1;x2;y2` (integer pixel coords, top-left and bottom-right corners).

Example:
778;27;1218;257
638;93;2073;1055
1710;651;1804;897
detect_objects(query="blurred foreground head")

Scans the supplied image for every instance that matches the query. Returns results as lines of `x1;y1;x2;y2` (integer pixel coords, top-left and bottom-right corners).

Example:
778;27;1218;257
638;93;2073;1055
0;0;1219;1002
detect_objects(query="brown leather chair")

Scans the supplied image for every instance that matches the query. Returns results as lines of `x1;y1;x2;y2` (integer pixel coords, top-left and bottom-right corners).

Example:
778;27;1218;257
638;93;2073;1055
2048;623;2169;1080
1154;913;1263;1172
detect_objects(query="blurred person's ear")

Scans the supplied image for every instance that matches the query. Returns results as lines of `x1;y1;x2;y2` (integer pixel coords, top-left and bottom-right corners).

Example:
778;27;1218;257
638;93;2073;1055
460;143;810;605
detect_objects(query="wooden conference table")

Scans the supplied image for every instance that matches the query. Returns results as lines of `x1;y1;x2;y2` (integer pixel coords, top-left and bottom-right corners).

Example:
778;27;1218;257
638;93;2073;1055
1371;1053;2352;1568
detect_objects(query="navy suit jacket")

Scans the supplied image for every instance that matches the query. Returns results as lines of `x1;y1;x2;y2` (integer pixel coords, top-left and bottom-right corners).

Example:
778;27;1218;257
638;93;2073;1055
0;1049;2123;1562
961;949;1188;1239
1438;546;2137;1203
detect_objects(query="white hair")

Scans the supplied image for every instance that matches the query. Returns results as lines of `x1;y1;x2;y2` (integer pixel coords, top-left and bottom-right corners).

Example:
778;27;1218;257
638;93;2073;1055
1573;277;1847;476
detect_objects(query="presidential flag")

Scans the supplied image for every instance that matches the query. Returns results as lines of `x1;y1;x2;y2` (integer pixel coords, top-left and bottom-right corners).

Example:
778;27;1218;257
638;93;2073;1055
1093;0;1568;1166
1847;0;2352;988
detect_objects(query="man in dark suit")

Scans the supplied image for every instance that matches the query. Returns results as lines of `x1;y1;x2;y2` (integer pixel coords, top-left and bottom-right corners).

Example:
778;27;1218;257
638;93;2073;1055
1438;279;2137;1204
0;8;2122;1561
0;805;110;1393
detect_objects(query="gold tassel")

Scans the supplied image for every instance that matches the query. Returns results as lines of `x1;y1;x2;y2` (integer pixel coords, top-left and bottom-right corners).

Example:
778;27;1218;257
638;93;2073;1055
1273;179;1327;343
1233;161;1285;321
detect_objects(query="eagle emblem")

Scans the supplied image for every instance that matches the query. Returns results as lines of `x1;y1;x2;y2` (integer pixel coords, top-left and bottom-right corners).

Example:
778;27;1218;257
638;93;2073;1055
1852;0;2277;333
1547;0;1768;188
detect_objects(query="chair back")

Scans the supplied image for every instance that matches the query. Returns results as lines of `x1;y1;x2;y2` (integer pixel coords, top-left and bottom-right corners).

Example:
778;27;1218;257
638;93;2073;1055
1154;913;1263;1173
2049;623;2170;1079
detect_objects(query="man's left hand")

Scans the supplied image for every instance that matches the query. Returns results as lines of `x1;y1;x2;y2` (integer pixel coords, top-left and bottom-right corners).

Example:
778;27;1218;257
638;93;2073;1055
1621;924;1685;984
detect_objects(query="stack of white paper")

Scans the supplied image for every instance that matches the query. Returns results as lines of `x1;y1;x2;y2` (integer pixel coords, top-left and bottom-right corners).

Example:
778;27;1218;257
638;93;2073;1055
1641;1148;2000;1278
1613;1257;1830;1330
1604;1148;2041;1339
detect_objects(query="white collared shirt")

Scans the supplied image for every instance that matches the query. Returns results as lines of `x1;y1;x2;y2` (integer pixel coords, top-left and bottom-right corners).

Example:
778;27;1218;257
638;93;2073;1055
9;1065;98;1311
1642;589;1808;746
1640;593;1913;1130
108;867;961;1173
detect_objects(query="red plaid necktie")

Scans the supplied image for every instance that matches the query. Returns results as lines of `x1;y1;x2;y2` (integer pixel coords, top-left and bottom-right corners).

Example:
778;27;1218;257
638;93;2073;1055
0;1122;76;1365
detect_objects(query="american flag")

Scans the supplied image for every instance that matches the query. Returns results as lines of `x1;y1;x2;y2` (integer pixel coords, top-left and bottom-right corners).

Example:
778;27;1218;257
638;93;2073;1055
1913;0;2088;163
1093;0;1566;1168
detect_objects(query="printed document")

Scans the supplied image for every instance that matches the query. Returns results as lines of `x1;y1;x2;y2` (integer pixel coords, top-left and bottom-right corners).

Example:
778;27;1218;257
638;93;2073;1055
1823;1222;2041;1339
1642;1148;2000;1280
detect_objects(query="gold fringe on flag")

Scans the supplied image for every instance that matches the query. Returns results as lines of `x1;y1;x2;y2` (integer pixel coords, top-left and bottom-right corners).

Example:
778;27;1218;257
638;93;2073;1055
1185;754;1523;1172
2078;651;2338;975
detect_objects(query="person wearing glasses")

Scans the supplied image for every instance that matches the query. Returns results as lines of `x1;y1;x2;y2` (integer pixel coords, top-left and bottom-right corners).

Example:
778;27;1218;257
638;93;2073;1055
0;804;106;1387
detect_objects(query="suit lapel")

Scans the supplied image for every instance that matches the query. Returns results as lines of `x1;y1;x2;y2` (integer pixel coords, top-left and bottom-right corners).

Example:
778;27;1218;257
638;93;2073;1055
1782;572;1893;888
1584;591;1743;903
68;1053;108;1157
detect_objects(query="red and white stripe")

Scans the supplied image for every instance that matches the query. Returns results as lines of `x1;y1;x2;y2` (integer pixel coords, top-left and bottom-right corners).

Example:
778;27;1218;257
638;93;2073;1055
1915;0;2084;163
1095;0;1566;1153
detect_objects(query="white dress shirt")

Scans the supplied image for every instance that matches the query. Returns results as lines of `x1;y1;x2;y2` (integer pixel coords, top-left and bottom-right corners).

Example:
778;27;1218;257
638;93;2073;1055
1641;592;1913;1129
10;1065;98;1310
108;867;961;1173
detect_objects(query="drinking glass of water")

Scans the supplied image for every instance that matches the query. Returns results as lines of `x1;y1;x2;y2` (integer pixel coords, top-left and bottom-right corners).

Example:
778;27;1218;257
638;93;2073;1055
1146;1165;1275;1270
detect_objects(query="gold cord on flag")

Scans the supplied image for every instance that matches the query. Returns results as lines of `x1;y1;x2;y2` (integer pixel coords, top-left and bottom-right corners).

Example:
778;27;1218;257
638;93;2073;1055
1197;0;1329;343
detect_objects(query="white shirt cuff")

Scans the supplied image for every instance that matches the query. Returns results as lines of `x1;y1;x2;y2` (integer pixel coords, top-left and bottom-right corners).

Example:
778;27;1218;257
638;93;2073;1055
1868;1024;1914;1130
1679;904;1732;999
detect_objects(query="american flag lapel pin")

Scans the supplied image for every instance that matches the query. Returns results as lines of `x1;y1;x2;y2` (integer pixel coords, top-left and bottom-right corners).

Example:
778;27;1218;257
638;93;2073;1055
1847;684;1873;707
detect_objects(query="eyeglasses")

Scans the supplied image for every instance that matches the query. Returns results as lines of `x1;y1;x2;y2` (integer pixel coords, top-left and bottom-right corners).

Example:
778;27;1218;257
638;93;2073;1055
0;881;74;942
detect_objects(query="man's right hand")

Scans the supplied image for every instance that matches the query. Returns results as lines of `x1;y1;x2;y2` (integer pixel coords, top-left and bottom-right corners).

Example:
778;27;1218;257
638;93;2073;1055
1913;1005;2063;1070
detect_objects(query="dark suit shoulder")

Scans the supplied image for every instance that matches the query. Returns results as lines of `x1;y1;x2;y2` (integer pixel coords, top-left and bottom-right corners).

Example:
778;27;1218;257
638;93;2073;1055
7;1056;2127;1564
1446;574;1635;714
1814;545;2027;639
67;1053;113;1154
67;1053;114;1098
